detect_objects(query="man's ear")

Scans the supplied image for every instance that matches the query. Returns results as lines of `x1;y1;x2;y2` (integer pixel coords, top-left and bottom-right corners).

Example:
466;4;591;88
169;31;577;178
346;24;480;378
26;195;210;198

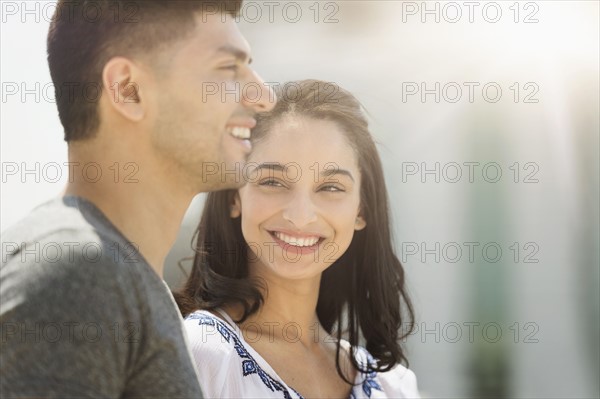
230;192;242;218
102;57;144;122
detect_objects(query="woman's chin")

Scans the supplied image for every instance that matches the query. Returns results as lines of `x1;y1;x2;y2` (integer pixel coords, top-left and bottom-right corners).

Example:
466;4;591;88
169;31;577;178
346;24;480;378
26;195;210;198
263;260;328;282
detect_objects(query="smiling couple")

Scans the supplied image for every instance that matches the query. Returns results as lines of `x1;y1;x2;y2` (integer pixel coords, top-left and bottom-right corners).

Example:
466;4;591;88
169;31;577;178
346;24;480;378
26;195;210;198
0;1;419;398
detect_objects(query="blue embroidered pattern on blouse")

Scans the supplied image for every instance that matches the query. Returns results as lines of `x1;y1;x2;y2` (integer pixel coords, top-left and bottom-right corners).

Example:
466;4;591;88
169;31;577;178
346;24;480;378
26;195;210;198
187;312;303;399
350;347;383;398
188;312;383;399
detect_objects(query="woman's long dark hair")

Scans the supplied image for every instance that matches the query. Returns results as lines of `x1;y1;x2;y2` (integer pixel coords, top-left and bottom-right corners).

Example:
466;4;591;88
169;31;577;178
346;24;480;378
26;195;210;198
174;80;416;383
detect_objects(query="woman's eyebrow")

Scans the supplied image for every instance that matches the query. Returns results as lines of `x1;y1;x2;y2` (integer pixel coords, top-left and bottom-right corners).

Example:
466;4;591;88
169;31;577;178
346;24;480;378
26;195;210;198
321;168;355;182
252;163;354;182
253;162;285;173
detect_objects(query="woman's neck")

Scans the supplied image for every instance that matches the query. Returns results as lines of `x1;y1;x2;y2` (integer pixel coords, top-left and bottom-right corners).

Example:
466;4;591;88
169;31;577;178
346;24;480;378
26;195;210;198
226;272;330;349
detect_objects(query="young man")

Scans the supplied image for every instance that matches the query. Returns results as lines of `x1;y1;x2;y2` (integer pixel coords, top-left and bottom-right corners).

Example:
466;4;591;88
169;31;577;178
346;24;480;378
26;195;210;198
0;1;275;396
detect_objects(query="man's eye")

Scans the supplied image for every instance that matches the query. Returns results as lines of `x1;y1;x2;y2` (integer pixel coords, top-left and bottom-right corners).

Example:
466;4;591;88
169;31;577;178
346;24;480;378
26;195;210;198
221;65;239;71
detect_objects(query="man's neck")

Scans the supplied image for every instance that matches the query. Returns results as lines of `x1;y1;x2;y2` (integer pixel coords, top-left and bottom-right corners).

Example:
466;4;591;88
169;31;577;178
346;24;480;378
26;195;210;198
64;158;193;277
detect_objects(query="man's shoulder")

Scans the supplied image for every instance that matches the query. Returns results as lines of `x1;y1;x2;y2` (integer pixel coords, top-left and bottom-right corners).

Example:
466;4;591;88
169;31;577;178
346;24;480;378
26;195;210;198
2;196;122;244
1;196;140;272
0;198;202;398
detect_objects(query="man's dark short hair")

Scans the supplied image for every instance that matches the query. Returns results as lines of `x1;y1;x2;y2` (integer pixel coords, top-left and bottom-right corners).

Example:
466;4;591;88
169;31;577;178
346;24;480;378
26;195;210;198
47;0;243;142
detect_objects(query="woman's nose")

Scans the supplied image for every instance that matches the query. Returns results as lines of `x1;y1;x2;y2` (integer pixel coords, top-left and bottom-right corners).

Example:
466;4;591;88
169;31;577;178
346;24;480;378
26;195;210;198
281;193;318;228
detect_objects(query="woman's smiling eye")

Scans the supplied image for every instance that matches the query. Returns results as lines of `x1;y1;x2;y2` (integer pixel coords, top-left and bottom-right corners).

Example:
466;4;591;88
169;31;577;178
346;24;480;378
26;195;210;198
258;179;285;188
320;184;345;193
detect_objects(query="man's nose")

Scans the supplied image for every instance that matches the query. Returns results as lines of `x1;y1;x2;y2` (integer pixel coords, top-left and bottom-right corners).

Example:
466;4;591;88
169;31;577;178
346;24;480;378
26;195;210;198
242;70;277;113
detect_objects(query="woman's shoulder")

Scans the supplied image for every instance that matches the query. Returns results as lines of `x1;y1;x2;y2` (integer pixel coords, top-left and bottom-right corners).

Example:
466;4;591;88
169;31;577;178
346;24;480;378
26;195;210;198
341;340;420;399
183;309;248;396
183;309;239;356
373;362;419;399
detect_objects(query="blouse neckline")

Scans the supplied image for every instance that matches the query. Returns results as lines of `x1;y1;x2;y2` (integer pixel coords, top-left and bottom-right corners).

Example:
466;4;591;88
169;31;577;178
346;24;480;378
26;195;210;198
195;309;304;397
193;308;375;398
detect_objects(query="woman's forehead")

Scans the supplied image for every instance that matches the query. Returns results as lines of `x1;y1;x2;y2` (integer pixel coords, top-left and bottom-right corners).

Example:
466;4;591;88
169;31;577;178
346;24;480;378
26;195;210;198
250;116;357;162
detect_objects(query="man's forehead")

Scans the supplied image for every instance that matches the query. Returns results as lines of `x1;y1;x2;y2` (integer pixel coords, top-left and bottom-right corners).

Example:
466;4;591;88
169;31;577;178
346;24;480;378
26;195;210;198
191;12;251;57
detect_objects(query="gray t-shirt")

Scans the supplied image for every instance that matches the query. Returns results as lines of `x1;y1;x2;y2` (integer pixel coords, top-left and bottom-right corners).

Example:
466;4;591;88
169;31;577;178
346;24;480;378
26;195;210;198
0;196;203;398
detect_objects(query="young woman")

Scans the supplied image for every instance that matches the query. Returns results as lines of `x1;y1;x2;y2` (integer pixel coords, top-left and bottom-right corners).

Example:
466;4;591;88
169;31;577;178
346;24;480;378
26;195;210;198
175;80;419;398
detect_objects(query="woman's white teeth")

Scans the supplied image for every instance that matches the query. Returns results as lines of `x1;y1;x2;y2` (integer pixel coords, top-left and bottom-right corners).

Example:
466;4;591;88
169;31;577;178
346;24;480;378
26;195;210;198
230;126;251;139
274;232;319;247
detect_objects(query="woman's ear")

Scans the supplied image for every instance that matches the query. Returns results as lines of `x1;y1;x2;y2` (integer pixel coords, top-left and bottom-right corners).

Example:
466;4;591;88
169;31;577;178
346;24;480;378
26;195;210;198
355;213;367;231
230;192;241;218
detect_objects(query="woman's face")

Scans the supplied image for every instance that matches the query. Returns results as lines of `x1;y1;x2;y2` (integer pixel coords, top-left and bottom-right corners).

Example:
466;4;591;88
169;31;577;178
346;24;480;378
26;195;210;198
232;115;366;282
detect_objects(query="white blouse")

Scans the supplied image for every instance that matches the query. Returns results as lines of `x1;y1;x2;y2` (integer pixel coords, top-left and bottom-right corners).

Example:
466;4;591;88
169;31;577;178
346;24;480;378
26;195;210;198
183;309;420;399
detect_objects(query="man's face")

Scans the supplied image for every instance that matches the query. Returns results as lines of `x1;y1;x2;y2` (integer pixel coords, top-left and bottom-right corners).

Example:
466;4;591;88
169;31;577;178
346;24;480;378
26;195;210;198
148;12;275;193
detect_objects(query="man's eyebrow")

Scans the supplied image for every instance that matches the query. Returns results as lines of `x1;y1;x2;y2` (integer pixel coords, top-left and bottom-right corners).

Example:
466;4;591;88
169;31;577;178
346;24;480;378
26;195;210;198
214;45;252;64
321;168;355;182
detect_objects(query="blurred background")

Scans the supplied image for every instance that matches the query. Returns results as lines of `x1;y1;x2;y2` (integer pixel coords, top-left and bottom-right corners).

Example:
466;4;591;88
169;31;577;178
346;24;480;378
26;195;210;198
2;1;598;397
